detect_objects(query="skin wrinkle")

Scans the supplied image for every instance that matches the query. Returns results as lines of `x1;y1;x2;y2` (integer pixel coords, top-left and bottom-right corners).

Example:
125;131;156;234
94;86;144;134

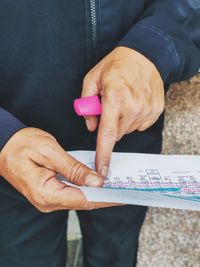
67;160;87;186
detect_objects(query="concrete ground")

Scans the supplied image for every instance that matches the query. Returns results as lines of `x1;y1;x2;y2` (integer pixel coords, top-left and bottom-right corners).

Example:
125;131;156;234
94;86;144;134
67;211;82;267
138;74;200;267
67;74;200;267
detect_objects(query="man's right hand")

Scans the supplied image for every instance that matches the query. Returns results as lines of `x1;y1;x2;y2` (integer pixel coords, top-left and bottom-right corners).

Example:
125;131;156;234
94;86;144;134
0;128;114;212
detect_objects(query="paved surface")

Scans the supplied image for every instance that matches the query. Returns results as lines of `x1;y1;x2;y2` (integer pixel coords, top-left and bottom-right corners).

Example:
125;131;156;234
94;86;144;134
67;74;200;267
138;74;200;267
67;211;82;267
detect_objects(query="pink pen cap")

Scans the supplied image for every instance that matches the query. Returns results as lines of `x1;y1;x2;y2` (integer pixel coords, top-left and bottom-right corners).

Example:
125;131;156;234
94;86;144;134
74;95;102;116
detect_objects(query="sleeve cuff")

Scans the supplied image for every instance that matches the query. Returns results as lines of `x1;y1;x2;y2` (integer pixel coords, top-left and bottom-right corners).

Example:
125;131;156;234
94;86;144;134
117;22;181;82
0;108;26;151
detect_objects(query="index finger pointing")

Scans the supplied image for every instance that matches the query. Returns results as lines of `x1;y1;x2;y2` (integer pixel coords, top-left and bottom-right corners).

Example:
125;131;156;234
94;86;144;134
96;99;119;177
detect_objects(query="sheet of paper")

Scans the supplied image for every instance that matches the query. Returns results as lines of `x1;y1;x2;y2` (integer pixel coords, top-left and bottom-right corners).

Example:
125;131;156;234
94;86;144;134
61;151;200;211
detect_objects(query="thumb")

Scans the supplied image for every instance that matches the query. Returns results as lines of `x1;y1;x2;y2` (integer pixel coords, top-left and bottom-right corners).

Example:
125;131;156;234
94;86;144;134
82;73;99;131
42;147;104;187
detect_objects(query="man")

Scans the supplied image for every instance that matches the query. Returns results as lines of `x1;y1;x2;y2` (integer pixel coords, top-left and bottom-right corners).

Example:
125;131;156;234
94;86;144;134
0;1;199;267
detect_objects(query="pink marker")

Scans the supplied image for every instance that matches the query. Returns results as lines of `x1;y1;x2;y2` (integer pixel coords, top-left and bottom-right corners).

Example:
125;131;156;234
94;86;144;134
74;95;102;116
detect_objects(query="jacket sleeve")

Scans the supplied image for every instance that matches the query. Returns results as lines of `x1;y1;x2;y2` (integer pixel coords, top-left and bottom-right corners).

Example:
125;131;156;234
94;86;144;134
118;0;200;83
0;108;26;151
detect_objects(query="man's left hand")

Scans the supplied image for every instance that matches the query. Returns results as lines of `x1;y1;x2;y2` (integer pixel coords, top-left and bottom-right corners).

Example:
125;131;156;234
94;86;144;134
82;47;165;177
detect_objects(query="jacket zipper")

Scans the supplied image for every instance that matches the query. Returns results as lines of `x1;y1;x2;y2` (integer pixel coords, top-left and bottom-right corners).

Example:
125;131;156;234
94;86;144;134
88;0;98;149
89;0;98;64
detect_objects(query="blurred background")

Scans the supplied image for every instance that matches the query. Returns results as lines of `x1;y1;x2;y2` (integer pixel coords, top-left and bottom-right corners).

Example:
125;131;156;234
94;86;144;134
67;74;200;267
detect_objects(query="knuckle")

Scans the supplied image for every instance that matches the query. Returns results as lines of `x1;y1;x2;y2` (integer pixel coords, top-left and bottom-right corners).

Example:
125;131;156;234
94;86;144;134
158;104;164;114
46;134;57;143
83;72;93;86
102;78;114;93
83;73;90;85
105;61;124;78
110;60;121;70
133;100;144;115
112;92;124;105
87;204;94;211
144;103;161;118
1;151;14;168
131;108;141;119
68;161;87;185
83;201;93;210
34;198;48;209
1;147;28;171
155;97;164;112
101;128;118;143
101;157;110;167
35;205;53;213
31;189;50;210
153;105;163;117
131;112;141;123
104;89;123;106
137;126;146;132
155;110;162;118
137;123;148;132
117;134;123;141
82;201;90;210
126;100;137;113
38;146;55;159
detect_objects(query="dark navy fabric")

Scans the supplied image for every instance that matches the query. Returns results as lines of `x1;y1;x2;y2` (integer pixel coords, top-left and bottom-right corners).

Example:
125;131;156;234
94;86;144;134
119;0;200;82
0;108;25;149
77;206;147;267
0;177;68;267
0;0;199;150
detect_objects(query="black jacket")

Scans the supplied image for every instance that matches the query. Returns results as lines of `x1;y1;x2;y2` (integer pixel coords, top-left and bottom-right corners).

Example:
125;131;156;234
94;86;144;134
0;0;199;153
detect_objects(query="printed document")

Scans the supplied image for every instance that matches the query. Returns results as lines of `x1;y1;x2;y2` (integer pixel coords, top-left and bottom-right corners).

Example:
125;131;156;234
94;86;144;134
61;151;200;211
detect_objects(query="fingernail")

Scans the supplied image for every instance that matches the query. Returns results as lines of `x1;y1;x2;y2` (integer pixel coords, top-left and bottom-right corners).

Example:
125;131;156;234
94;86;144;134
85;119;92;131
100;166;109;178
85;173;103;187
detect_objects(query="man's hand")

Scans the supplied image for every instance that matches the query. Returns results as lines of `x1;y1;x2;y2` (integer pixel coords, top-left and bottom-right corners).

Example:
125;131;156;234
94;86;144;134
82;47;165;177
0;128;116;212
